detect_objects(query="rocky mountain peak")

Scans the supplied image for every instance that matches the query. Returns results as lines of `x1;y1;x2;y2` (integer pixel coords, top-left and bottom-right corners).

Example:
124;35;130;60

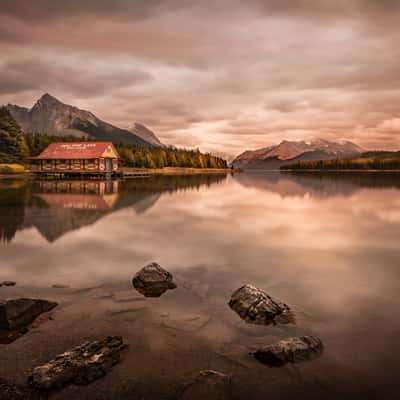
233;138;364;169
32;93;63;110
6;94;159;147
127;122;164;147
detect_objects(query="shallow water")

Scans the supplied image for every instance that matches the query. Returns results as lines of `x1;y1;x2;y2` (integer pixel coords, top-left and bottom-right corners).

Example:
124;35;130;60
0;172;399;399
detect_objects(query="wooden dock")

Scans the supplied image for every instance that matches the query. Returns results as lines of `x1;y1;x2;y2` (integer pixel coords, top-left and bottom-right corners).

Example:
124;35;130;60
122;171;151;179
29;171;152;180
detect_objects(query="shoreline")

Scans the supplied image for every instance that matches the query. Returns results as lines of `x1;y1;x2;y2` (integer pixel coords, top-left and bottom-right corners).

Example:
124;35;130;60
0;167;240;180
0;174;28;180
280;169;400;173
238;168;400;173
122;167;239;175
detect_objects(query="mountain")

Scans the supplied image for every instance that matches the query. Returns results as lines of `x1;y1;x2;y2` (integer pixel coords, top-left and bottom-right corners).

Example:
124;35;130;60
0;106;29;163
6;93;160;147
127;122;164;147
232;139;364;169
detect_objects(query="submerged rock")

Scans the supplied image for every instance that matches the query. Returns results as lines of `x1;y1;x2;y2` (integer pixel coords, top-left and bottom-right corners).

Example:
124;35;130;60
0;298;57;330
180;370;231;400
252;336;324;367
132;262;177;297
0;298;57;344
29;336;126;390
0;281;16;287
228;284;293;325
51;284;70;289
0;378;39;400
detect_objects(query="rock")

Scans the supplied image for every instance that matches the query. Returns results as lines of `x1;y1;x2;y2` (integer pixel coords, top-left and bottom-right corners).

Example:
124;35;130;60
252;336;324;367
228;284;293;325
0;298;56;344
29;336;126;390
0;298;57;330
180;370;231;400
132;262;177;297
0;378;40;400
0;281;16;287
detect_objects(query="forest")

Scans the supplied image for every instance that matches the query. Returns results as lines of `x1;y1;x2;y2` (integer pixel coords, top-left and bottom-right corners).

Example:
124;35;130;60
281;151;400;170
0;107;228;169
0;107;29;163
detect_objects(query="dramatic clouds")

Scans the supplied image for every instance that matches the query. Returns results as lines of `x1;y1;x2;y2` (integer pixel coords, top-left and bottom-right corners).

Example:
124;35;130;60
0;1;399;154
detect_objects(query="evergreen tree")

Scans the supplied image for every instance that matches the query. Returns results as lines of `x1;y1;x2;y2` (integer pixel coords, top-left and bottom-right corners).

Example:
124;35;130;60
0;107;29;163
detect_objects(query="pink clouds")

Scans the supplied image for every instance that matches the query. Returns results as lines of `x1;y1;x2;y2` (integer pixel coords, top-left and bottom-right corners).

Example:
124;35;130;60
0;1;399;155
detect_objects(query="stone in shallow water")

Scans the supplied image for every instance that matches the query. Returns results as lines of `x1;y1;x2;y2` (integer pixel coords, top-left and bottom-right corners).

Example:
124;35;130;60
0;298;57;330
0;378;39;400
51;284;70;289
0;281;16;287
228;284;293;325
252;336;324;367
132;262;177;297
180;370;231;400
29;336;126;390
0;298;57;344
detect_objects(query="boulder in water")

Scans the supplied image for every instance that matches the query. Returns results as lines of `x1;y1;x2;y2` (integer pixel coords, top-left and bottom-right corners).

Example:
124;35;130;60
180;370;231;400
252;336;323;367
228;284;293;325
132;262;177;297
0;298;57;330
0;281;16;287
29;336;126;390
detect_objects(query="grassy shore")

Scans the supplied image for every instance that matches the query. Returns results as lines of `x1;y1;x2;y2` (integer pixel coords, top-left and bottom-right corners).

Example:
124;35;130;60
0;163;26;178
122;167;237;175
281;169;400;173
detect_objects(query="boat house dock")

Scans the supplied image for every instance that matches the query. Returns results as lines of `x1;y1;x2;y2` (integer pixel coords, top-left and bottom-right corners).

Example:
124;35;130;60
29;142;122;178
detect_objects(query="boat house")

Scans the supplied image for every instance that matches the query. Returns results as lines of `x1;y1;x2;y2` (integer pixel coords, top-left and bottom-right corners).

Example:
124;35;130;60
29;142;121;176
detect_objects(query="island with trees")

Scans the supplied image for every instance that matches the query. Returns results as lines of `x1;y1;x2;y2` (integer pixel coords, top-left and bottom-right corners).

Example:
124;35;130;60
280;151;400;171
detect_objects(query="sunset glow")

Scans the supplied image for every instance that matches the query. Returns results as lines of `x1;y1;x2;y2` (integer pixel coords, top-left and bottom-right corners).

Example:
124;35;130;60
1;1;399;155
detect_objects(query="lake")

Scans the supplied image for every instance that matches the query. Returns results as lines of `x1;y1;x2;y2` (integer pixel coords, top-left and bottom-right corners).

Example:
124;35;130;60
0;172;399;399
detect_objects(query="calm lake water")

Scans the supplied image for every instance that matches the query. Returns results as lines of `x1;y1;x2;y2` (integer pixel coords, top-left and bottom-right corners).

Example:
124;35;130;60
0;172;399;399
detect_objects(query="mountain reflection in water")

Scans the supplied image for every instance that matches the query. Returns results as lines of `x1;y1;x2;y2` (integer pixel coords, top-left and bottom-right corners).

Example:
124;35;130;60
234;171;400;198
0;174;227;243
0;172;399;399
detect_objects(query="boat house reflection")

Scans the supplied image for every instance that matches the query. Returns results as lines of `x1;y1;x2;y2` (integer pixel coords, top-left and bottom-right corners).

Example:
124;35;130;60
0;174;228;244
35;181;119;210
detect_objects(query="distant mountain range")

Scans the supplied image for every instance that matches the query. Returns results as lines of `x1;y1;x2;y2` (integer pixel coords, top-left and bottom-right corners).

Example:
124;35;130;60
127;122;164;147
6;93;164;147
232;139;364;169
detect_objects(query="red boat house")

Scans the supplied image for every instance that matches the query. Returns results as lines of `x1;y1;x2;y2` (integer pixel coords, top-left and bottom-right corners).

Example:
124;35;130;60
29;142;121;176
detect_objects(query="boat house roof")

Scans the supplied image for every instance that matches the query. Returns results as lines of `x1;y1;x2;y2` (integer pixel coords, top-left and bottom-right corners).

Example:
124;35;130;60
32;142;119;160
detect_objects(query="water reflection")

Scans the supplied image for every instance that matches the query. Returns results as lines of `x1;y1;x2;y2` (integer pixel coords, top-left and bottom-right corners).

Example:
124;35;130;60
0;172;399;399
0;174;227;243
0;180;29;243
235;171;400;198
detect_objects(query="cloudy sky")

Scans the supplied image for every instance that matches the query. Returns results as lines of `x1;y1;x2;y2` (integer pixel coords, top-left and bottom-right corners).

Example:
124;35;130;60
1;1;399;155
